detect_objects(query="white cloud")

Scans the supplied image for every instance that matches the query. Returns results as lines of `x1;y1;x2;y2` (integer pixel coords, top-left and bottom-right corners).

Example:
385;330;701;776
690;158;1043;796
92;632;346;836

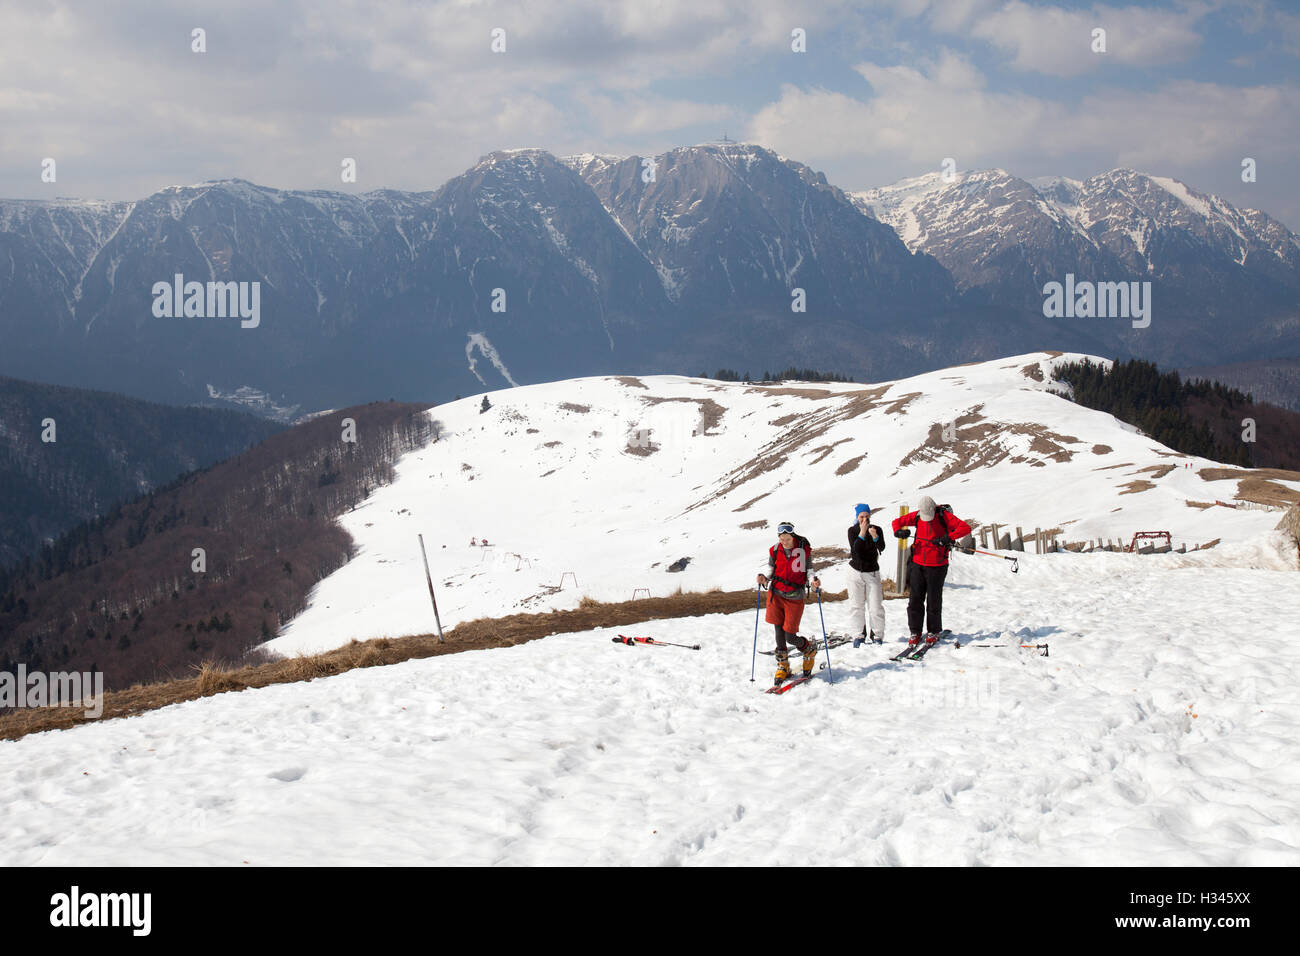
966;1;1211;76
747;51;1300;228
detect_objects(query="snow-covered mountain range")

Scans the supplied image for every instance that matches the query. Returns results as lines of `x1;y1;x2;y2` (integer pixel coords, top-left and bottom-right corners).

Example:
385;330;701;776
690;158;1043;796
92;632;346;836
854;167;1300;364
3;148;1297;415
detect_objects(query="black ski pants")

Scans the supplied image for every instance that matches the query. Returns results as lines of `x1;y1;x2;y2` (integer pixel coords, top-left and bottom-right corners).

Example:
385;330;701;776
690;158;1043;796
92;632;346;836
906;562;948;635
773;623;810;656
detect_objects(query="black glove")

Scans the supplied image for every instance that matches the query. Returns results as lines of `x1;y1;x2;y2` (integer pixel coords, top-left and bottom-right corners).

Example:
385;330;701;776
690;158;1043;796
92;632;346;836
894;528;911;539
937;536;956;549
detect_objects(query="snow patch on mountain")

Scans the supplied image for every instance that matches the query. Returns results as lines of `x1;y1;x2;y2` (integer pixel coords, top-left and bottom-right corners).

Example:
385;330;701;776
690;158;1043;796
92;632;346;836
465;332;520;387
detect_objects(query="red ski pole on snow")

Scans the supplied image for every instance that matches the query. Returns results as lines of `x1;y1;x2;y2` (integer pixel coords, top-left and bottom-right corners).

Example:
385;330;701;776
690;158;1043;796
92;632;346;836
613;635;701;650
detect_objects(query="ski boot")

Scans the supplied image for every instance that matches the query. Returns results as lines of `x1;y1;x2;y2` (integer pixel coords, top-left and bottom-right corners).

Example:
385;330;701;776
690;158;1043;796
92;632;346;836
925;632;941;646
908;634;922;648
853;627;866;649
774;651;791;685
801;638;818;676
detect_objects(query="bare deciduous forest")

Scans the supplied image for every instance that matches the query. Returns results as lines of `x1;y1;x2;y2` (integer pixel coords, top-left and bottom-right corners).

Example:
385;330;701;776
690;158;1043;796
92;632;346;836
0;402;437;692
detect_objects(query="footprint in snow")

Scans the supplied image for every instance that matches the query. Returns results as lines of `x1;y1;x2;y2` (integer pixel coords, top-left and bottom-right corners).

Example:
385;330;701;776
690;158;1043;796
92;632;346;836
269;766;307;783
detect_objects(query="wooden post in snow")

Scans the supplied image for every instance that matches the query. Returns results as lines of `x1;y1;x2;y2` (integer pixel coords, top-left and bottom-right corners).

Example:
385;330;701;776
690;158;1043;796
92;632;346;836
417;534;445;643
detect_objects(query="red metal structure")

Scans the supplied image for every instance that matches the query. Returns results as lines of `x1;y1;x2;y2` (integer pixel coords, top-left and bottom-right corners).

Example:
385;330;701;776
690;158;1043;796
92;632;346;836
1127;531;1171;552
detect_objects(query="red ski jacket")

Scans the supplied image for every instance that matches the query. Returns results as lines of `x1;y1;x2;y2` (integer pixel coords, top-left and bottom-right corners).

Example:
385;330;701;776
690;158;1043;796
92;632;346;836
767;536;813;599
892;509;972;567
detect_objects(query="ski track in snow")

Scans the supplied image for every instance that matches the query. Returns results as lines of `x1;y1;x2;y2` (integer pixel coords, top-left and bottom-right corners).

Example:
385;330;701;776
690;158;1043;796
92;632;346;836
1;554;1297;866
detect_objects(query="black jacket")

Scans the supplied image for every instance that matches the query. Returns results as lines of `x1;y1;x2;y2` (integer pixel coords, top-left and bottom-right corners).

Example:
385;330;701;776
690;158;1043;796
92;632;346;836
847;523;886;573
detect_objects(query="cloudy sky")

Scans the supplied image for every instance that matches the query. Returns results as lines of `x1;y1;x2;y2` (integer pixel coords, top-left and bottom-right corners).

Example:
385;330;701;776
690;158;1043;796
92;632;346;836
3;0;1298;227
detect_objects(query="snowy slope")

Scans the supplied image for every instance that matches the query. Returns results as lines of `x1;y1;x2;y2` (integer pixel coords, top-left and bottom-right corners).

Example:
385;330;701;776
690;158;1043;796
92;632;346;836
2;538;1297;866
267;352;1297;656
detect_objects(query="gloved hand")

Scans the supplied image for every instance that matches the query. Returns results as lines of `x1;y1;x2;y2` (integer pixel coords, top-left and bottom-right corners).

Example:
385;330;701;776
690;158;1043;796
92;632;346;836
894;528;911;539
937;536;956;549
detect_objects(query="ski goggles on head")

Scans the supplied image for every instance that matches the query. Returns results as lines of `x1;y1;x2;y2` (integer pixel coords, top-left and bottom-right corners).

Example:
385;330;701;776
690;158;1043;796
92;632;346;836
777;523;795;535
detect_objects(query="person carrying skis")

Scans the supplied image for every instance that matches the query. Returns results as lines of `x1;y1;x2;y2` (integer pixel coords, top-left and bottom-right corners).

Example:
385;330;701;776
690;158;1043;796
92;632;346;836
846;504;887;646
891;496;971;649
756;522;822;683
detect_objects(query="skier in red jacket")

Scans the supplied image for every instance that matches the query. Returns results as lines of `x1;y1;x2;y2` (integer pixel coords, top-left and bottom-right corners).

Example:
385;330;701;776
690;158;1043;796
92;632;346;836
756;522;822;684
892;496;971;648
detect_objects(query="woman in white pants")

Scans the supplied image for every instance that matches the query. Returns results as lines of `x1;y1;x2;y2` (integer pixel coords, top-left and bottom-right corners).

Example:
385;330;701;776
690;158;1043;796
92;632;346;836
846;504;887;645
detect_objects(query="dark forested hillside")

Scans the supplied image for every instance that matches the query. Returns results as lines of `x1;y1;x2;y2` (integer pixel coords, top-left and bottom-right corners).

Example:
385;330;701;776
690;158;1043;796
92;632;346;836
0;377;284;567
0;402;436;692
1051;358;1300;470
1181;357;1300;412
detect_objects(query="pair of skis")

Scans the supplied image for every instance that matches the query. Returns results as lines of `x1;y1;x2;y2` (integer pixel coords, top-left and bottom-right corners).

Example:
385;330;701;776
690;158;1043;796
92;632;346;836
889;629;953;662
766;631;956;694
758;634;855;656
612;635;700;650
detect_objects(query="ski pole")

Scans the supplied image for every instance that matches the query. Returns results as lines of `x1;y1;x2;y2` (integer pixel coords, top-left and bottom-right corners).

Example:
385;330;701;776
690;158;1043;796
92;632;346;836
959;546;1018;573
953;641;1048;656
815;587;834;684
751;584;763;682
615;635;701;650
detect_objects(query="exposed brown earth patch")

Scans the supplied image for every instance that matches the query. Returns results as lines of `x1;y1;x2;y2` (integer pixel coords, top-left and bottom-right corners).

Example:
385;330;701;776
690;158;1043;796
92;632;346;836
1199;466;1300;483
640;395;726;434
1196;467;1300;507
1094;461;1136;471
809;437;854;465
739;520;768;530
1021;363;1045;382
1119;480;1156;495
1136;464;1178;480
836;453;868;476
615;376;648;389
1235;478;1300;507
687;387;889;513
884;391;922;415
743;385;856;399
559;402;591;413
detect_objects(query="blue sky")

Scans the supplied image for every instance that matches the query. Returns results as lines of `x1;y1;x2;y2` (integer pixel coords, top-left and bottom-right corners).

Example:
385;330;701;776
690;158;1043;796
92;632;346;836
2;0;1297;227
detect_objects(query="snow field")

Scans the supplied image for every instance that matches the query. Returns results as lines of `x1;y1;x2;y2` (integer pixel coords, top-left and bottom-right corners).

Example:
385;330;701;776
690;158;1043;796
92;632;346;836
2;545;1296;866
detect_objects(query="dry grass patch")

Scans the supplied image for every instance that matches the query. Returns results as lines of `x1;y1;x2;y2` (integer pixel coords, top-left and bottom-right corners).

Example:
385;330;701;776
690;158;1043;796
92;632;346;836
1119;480;1156;495
1137;464;1178;480
640;395;727;434
836;453;867;476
